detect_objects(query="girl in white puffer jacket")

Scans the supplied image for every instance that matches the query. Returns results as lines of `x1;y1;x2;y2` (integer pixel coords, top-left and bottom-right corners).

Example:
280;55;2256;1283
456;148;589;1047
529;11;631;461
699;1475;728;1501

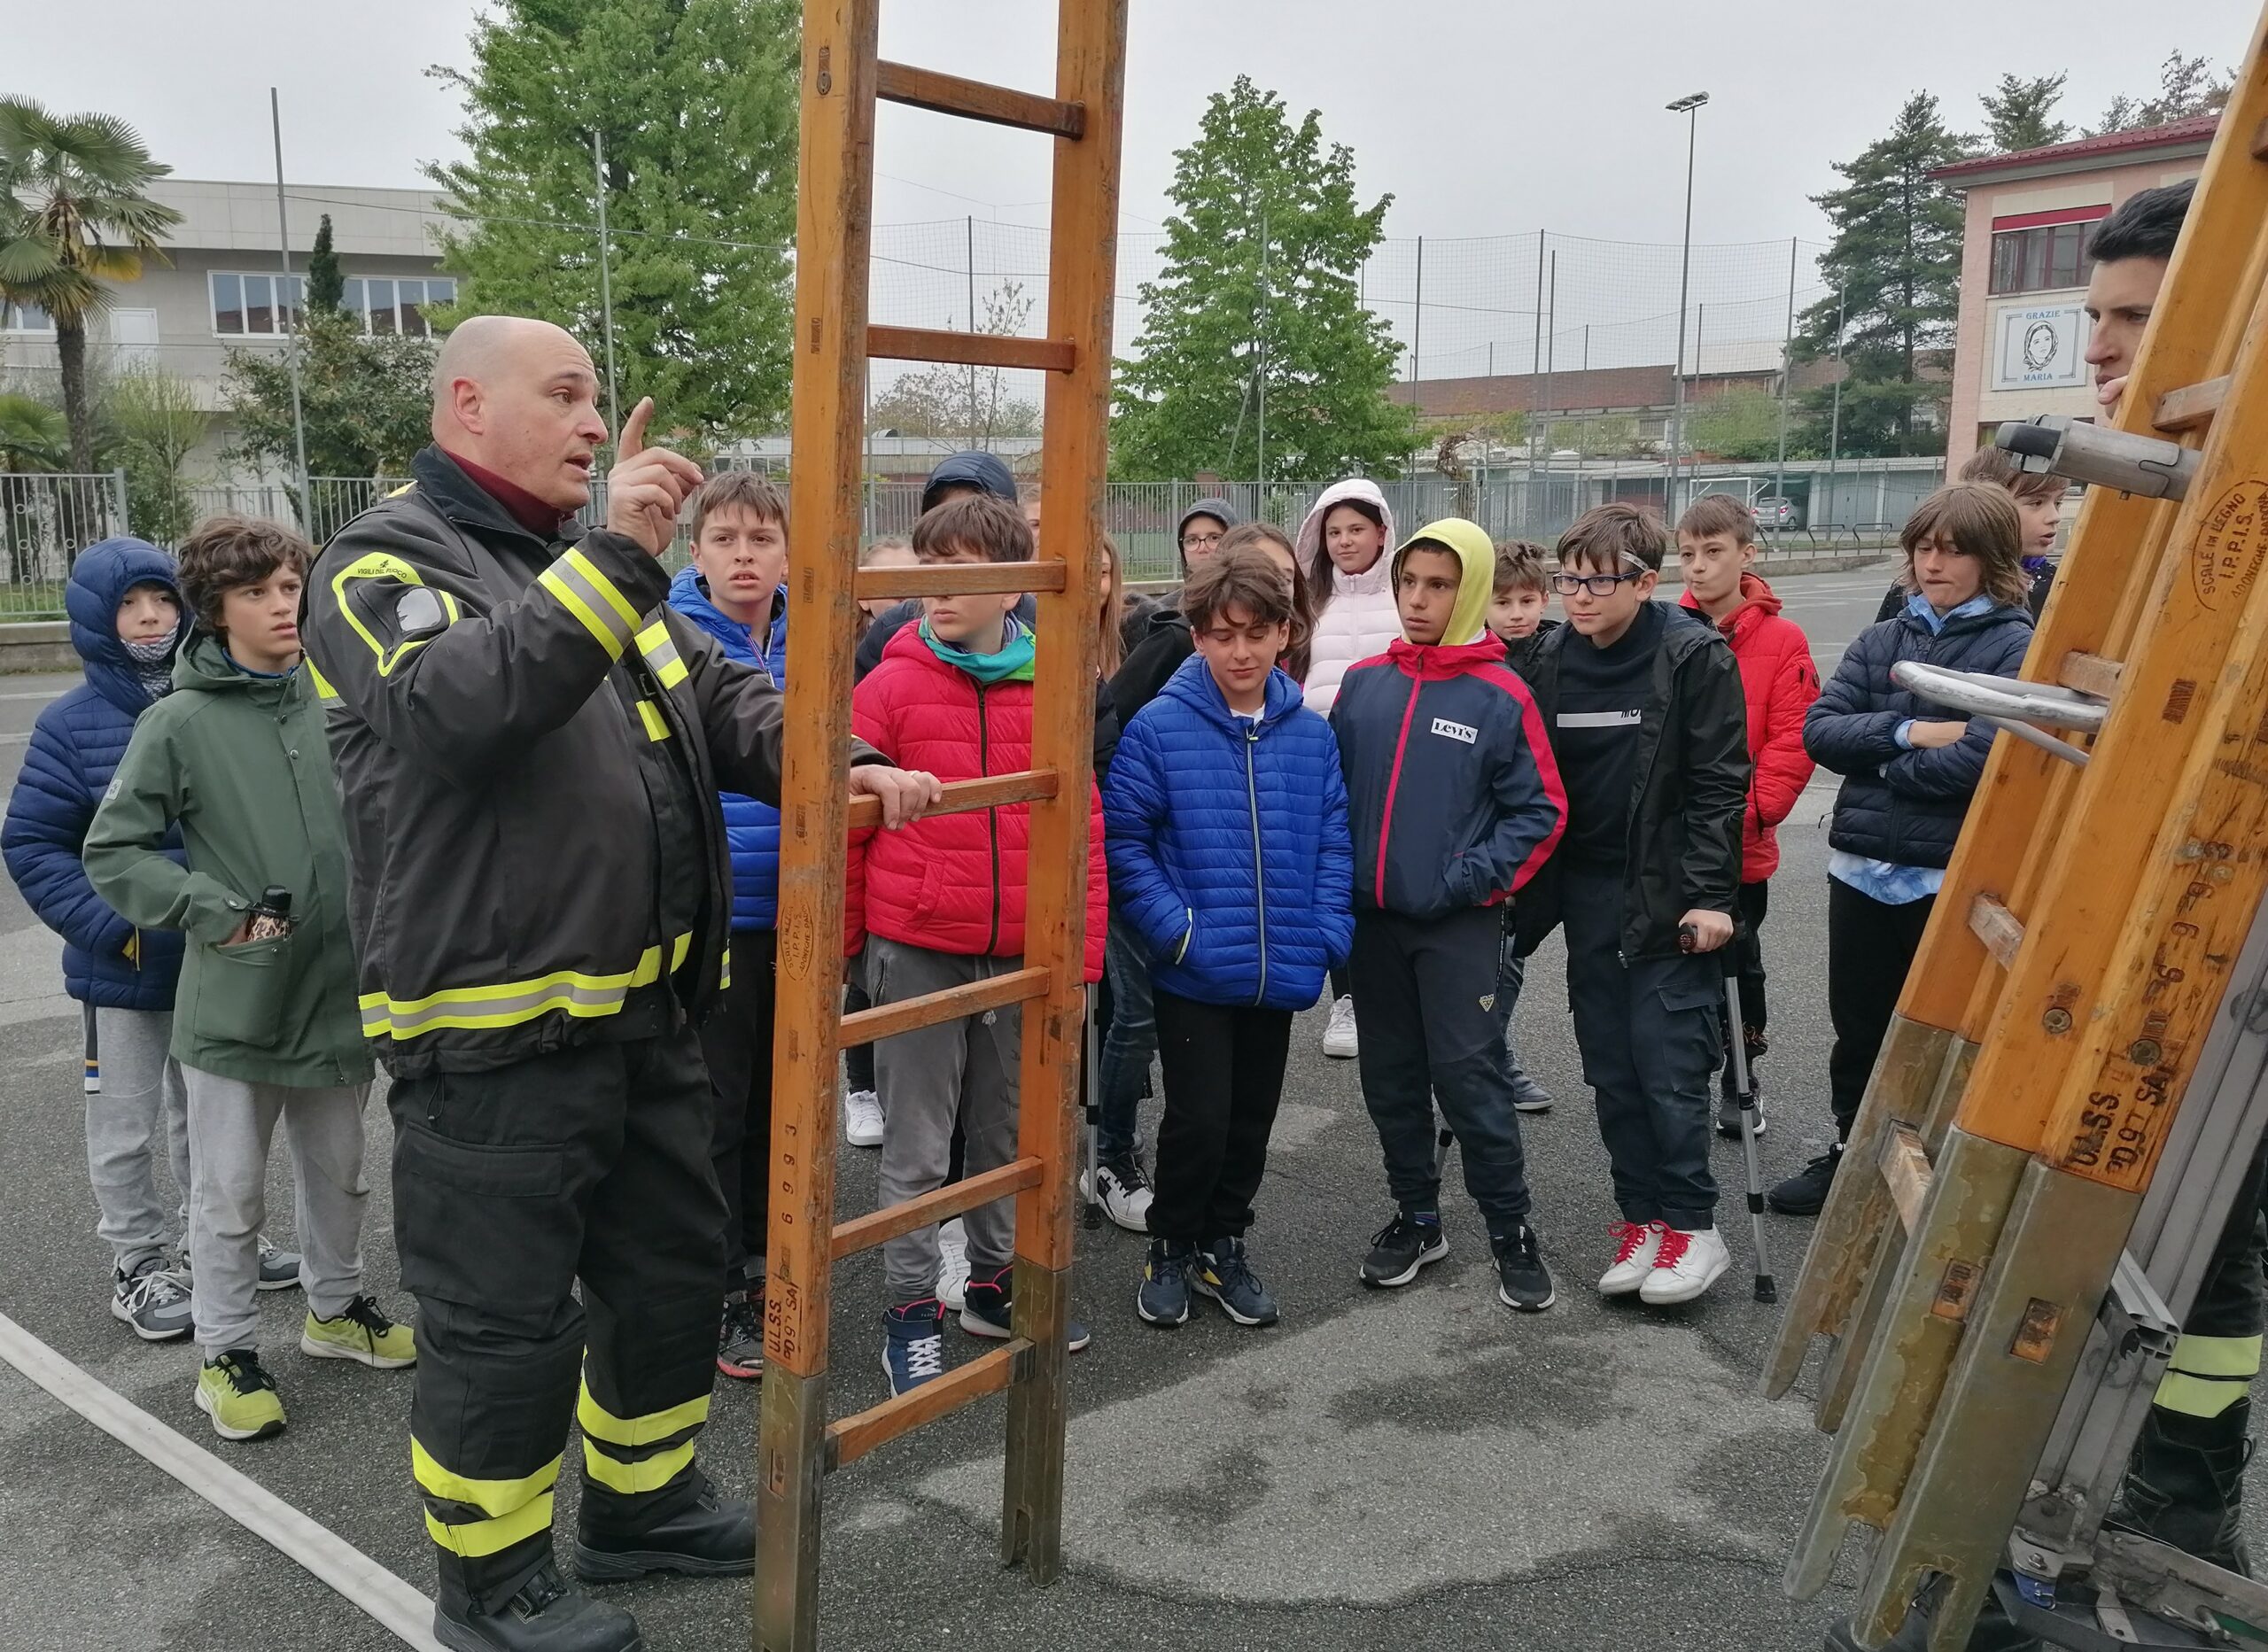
1293;477;1400;1057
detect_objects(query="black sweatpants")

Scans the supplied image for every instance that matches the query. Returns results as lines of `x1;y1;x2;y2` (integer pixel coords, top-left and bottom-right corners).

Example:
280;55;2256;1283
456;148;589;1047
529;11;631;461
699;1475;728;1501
389;1029;727;1609
700;929;777;1298
1350;905;1533;1229
1826;878;1938;1139
1149;990;1292;1244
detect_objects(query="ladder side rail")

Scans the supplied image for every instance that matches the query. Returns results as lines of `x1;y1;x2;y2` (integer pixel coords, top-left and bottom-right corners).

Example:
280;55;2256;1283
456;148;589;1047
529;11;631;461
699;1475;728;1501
757;2;879;1647
1000;0;1129;1585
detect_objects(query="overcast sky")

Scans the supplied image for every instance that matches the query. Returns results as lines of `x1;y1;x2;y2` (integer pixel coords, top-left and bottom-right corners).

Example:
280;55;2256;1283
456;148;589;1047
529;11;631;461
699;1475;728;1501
7;0;2256;373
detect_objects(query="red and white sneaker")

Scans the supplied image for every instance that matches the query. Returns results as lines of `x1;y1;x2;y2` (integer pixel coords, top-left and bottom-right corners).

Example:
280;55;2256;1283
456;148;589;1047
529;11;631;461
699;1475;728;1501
1640;1226;1729;1306
1597;1220;1665;1296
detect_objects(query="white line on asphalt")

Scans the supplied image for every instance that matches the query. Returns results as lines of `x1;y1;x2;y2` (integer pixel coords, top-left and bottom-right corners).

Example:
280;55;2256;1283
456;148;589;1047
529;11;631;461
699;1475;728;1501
0;689;65;701
0;1307;445;1652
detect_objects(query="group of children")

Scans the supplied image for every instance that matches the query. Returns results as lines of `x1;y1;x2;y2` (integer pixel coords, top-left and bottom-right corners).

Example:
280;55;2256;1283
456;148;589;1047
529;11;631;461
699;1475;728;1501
19;439;2044;1418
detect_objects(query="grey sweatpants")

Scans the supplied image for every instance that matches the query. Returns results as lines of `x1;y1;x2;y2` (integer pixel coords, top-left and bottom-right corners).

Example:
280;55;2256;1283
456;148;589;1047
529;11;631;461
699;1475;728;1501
867;937;1021;1306
86;1006;190;1274
183;1066;370;1357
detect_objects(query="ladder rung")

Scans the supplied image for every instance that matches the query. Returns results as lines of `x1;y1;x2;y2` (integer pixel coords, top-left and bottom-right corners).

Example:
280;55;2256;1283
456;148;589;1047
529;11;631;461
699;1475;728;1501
831;1156;1045;1260
845;770;1060;833
2153;375;2230;433
2056;651;2124;699
855;560;1068;602
839;963;1051;1046
866;325;1076;375
825;1338;1028;1471
1877;1123;1934;1235
1969;894;2024;969
875;60;1085;138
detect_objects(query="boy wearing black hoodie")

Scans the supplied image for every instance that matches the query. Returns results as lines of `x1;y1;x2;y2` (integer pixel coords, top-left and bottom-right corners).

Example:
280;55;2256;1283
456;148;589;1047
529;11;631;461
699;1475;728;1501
1332;518;1565;1315
1509;503;1750;1307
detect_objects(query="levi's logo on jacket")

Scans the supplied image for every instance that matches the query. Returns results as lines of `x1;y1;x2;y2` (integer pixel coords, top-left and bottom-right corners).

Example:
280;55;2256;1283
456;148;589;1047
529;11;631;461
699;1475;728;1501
1430;717;1478;745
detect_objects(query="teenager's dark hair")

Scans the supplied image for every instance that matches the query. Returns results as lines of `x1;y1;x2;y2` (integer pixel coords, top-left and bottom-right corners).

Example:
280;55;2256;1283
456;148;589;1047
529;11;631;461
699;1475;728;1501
2088;180;2194;265
1557;502;1668;573
1217;520;1313;680
1182;544;1296;646
1492;540;1549;596
1898;482;2029;609
1676;493;1755;545
688;470;788;542
176;514;311;634
1958;443;2068;507
912;492;1032;565
1306;493;1386;609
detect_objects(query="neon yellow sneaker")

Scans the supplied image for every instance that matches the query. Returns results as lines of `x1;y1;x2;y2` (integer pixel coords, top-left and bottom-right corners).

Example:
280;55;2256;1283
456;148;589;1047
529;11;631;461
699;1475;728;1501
301;1294;416;1369
196;1349;286;1441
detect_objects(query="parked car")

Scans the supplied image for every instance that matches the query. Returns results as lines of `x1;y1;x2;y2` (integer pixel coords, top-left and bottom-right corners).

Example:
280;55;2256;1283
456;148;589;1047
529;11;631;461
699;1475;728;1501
1751;494;1800;530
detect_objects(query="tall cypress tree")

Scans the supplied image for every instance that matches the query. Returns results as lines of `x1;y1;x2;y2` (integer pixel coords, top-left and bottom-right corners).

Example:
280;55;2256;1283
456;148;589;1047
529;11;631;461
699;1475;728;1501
1112;76;1413;481
306;213;344;314
429;0;798;443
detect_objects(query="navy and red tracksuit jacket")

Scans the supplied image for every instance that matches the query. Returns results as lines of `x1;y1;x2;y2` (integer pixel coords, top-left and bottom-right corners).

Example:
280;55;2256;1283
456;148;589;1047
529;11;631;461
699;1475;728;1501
1330;637;1567;921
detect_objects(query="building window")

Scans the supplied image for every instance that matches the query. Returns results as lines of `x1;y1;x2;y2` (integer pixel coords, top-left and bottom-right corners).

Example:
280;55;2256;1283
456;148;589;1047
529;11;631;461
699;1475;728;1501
1;298;52;333
1988;220;2099;296
213;271;455;337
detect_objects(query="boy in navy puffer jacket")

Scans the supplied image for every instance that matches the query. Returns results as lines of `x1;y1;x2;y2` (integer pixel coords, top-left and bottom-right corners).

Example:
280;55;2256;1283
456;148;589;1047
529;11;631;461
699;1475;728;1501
2;539;206;1340
665;473;790;1382
1332;518;1567;1315
1107;549;1353;1329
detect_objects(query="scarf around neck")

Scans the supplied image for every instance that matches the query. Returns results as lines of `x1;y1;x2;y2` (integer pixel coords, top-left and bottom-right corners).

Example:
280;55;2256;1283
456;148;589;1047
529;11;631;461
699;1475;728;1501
920;615;1037;683
124;624;179;705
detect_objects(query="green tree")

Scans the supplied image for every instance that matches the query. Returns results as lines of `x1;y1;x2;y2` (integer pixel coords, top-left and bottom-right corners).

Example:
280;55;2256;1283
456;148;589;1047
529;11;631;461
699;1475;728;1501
103;363;207;543
2093;51;2232;135
1113;76;1414;481
0;392;67;471
430;0;798;443
1685;387;1785;462
306;213;344;314
0;99;181;476
1979;73;2069;152
221;308;436;484
1793;93;1973;457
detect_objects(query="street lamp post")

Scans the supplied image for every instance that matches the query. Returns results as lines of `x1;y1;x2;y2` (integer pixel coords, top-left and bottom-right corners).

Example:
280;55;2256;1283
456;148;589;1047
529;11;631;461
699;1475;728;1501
1666;91;1708;524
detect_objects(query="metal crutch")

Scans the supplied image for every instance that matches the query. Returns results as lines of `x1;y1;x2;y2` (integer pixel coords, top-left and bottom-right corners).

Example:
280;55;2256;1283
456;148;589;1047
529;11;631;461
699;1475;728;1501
1684;923;1775;1302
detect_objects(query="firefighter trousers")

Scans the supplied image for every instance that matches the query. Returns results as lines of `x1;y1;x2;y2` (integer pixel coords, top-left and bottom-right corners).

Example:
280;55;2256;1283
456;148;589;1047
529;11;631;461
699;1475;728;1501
388;1028;728;1605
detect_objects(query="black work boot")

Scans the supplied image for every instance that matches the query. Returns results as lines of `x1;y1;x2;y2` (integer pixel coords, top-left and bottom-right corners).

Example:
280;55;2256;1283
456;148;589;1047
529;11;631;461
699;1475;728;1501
435;1555;642;1652
2108;1396;2256;1576
575;1470;754;1583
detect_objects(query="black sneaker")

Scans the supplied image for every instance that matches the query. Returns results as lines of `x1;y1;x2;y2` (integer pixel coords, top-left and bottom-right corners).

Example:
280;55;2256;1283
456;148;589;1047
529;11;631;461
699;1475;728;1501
1491;1222;1555;1313
1767;1146;1843;1216
1192;1236;1278;1326
1717;1086;1767;1141
959;1267;1092;1351
1360;1212;1448;1288
1137;1239;1193;1327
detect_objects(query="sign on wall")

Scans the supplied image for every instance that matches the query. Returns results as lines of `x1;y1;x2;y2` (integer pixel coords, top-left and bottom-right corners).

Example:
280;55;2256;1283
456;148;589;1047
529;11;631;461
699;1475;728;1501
1992;303;2093;391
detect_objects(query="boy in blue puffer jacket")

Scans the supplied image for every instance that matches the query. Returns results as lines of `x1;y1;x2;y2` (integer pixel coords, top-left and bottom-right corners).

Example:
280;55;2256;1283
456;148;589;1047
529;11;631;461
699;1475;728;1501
1107;548;1353;1328
3;539;241;1341
665;473;790;1383
1332;518;1567;1315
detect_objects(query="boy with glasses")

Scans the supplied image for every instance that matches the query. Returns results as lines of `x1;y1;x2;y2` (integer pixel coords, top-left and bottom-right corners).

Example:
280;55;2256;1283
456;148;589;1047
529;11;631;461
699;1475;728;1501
1506;504;1749;1306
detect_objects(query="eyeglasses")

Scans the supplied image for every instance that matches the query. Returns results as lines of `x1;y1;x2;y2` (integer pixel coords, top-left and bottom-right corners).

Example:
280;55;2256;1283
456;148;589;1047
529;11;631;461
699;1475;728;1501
1180;530;1224;551
1550;570;1649;597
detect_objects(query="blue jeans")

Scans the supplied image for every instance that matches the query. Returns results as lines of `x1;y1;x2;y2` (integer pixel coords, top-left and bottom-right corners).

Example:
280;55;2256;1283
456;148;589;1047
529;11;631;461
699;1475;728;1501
1097;917;1154;1165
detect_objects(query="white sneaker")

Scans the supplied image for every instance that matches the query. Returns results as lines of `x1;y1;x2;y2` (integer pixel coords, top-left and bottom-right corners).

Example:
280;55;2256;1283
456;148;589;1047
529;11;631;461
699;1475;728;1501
1322;996;1359;1059
1596;1220;1664;1296
1639;1225;1730;1306
843;1089;884;1148
936;1217;970;1311
1078;1160;1154;1233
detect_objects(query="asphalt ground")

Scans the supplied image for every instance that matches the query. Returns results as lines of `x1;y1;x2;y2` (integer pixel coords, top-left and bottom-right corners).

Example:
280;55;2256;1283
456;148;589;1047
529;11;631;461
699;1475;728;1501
3;562;2240;1652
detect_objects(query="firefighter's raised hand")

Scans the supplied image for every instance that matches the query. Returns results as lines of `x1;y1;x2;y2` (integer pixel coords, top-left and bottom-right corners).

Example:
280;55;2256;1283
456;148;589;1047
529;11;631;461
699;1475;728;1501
605;398;705;557
849;764;944;830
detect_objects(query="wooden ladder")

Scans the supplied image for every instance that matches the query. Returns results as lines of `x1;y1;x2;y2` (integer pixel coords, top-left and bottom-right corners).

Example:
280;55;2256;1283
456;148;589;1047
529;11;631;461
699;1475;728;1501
755;4;1128;1649
1767;5;2268;1646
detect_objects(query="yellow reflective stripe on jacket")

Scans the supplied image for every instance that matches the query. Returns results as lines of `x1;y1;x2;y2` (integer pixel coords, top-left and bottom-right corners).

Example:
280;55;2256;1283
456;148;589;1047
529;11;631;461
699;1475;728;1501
424;1493;555;1558
720;942;731;991
635;621;689;689
581;1435;697;1496
576;1379;710;1448
539;553;638;661
637;699;670;741
412;1438;559;1518
331;552;463;678
2154;1331;2263;1416
306;656;339;702
360;932;696;1040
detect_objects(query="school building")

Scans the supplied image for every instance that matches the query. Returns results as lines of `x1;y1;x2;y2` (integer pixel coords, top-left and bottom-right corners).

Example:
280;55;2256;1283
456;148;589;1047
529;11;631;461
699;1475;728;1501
1933;113;2216;466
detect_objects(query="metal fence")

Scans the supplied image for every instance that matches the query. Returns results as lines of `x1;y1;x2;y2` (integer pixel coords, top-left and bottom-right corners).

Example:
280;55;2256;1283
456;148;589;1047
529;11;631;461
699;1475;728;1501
0;471;129;618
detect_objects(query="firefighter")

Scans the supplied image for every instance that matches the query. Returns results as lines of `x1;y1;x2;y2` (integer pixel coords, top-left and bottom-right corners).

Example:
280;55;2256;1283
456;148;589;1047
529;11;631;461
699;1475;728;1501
304;315;939;1652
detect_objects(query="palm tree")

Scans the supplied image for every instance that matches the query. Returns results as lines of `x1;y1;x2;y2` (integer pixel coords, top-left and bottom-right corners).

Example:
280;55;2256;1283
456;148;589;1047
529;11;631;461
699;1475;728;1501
0;98;182;476
0;392;67;472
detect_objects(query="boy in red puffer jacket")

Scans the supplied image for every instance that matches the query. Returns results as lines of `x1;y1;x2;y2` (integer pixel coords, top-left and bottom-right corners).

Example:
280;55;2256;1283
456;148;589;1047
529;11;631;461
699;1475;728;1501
849;492;1108;1396
1674;494;1819;1137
